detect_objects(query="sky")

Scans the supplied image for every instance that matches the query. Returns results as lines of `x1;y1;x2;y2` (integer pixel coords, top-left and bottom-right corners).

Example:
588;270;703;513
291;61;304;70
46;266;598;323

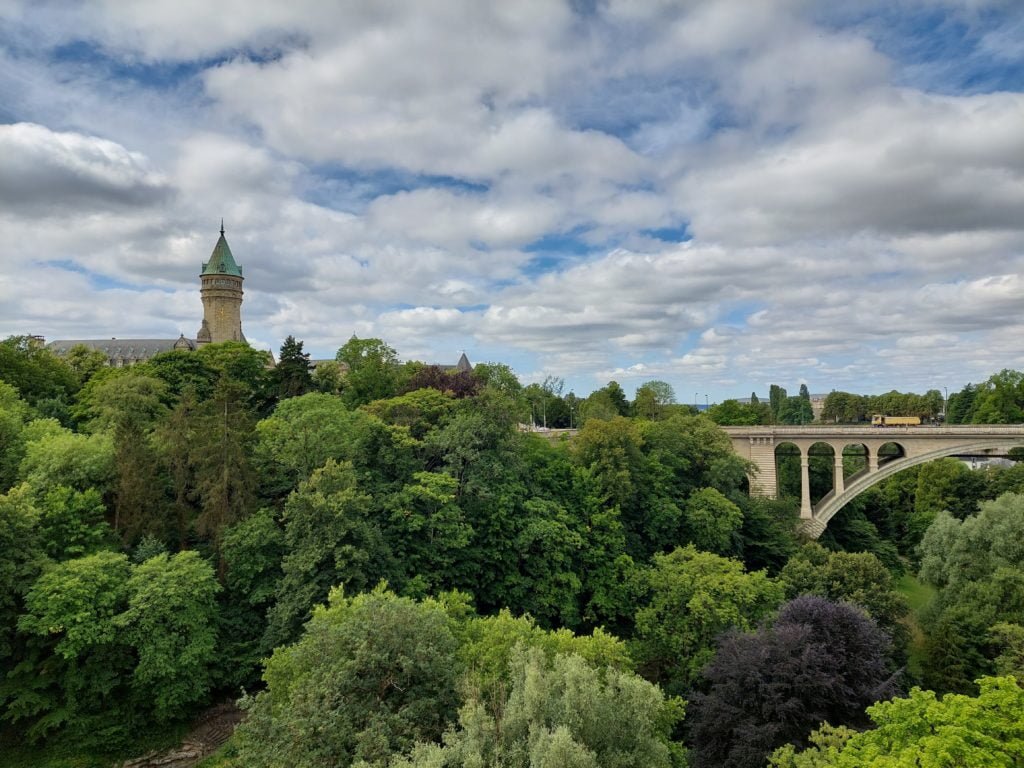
1;0;1023;401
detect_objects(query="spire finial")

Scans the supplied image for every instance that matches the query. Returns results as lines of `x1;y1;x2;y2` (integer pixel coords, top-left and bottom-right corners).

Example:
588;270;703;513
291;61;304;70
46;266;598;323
220;218;225;236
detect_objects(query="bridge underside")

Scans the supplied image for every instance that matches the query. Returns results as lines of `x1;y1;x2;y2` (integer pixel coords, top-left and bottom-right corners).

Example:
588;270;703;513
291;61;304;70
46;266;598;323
722;426;1024;538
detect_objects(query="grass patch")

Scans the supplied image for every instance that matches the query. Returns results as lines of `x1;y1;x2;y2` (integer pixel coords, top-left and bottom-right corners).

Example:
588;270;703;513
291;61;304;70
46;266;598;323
897;572;936;614
896;572;937;681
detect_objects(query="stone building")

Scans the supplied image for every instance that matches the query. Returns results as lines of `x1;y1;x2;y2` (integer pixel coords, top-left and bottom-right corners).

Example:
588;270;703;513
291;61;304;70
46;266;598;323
196;223;245;345
48;225;245;366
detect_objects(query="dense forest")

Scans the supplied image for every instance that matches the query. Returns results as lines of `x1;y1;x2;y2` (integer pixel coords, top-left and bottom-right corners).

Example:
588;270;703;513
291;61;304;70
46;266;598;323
2;333;1024;767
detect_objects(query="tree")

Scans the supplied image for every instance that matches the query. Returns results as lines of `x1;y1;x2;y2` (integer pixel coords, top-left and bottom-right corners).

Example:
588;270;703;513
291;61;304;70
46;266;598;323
35;485;113;561
633;384;660;421
61;344;108;385
571;417;646;546
770;676;1024;767
471;361;521;399
363;388;457;440
946;383;977;424
452;606;634;714
690;596;900;768
7;549;220;746
708;399;769;426
403;365;480;399
385;471;472;596
194;341;273;401
0;335;79;407
632;545;784;695
820;391;867;424
8;550;134;745
391;648;685;768
778;395;813;425
0;485;46;663
0;381;31;492
336;336;401;407
990;622;1024;678
311;359;346;394
18;426;116;497
769;384;787;422
917;494;1024;692
236;587;461;768
116;551;220;722
634;380;676;421
189;377;257;549
273;335;313;399
580;388;619;423
970;369;1024;424
263;459;394;650
914;457;986;525
142;349;218;401
603;380;630;416
78;373;169;541
210;510;285;691
684;487;743;556
254;392;370;498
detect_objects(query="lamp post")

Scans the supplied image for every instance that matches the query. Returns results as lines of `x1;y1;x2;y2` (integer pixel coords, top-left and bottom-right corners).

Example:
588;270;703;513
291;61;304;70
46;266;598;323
694;392;698;410
943;386;948;423
705;394;709;411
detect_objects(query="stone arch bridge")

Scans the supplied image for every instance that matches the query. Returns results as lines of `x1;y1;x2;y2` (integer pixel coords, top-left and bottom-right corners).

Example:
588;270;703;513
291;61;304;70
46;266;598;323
722;425;1024;537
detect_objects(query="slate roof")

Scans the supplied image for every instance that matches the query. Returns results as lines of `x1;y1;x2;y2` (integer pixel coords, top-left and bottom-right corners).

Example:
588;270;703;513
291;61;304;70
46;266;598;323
48;336;196;363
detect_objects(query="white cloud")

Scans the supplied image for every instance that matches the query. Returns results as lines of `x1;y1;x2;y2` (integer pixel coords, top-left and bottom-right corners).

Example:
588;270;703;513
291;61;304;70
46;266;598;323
0;123;170;215
1;1;1023;398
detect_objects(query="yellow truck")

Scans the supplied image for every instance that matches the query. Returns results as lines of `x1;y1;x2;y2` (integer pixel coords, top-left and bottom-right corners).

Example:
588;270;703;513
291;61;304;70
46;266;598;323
871;415;921;427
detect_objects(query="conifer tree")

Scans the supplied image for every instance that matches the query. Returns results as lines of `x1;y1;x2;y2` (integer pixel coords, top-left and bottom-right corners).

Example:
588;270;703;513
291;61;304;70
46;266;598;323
273;335;312;400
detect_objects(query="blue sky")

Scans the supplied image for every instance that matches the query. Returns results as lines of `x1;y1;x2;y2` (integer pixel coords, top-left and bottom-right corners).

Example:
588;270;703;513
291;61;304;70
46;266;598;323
1;0;1023;400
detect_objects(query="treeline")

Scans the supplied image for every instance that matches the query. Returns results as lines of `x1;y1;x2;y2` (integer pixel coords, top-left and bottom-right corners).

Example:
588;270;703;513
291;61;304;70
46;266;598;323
707;372;1024;426
2;334;1024;766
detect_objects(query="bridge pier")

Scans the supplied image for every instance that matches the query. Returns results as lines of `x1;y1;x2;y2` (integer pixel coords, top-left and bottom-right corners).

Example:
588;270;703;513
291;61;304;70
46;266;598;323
799;452;812;519
833;453;845;496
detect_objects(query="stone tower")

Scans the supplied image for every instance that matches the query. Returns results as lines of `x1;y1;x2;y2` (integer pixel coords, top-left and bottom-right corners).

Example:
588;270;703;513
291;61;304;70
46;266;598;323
196;222;246;345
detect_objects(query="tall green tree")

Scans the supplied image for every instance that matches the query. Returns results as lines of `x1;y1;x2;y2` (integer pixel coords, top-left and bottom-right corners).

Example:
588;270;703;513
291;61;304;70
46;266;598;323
0;381;31;492
263;459;394;649
79;373;169;541
0;485;46;663
769;384;787;422
917;493;1024;692
190;377;256;549
632;545;784;695
272;335;313;399
779;542;909;639
336;336;401;407
117;551;220;722
0;335;79;406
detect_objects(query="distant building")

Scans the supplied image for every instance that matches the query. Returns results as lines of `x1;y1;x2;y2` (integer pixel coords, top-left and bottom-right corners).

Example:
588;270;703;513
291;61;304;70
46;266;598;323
48;224;245;366
308;351;473;374
45;225;472;373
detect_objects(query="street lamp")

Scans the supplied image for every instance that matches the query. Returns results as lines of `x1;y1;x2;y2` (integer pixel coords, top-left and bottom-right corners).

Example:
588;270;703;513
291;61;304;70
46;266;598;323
704;394;709;411
943;386;948;423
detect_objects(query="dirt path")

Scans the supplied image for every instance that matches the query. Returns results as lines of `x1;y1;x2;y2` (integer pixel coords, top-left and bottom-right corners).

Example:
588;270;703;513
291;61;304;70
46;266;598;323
120;702;244;768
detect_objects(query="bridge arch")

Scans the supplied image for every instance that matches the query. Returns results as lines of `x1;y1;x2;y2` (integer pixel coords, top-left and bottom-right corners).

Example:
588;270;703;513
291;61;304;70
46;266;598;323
722;426;1024;538
808;440;1024;537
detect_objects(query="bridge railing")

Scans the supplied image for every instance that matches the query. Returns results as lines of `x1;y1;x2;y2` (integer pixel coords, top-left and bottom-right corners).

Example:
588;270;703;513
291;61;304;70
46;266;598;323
721;425;1024;436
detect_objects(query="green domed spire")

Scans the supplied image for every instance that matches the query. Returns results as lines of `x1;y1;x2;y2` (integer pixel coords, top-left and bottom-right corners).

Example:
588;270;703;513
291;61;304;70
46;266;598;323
201;221;243;277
